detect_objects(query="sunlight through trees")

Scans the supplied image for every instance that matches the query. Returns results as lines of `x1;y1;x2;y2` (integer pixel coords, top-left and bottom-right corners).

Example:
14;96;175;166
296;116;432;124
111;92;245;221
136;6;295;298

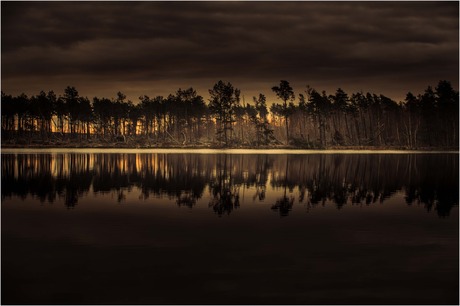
1;80;458;148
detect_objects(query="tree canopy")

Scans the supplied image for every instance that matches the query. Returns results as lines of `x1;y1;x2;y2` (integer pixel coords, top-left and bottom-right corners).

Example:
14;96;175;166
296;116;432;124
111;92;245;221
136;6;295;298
1;80;458;149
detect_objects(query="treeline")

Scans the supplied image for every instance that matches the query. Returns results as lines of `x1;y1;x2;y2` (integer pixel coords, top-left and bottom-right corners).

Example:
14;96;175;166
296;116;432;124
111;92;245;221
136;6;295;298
1;80;458;148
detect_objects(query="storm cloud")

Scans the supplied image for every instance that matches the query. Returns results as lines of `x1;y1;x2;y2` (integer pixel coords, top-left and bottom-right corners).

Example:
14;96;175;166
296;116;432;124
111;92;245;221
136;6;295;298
1;1;458;102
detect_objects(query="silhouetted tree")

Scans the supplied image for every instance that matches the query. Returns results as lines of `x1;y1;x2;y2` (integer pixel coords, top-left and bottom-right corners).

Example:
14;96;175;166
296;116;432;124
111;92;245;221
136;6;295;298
13;93;30;136
305;87;331;147
1;92;15;138
79;97;92;139
330;88;349;145
251;94;274;146
93;97;113;138
127;101;142;136
419;86;437;146
208;80;240;146
113;92;128;138
62;86;80;137
435;80;459;146
31;91;54;140
271;80;295;144
173;87;206;144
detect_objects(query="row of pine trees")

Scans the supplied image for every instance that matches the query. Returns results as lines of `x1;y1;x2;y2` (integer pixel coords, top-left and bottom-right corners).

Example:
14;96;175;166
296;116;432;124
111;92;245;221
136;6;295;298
1;80;458;148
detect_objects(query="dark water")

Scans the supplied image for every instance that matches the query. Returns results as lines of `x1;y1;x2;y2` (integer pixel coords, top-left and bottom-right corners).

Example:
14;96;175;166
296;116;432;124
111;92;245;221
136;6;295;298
2;151;459;304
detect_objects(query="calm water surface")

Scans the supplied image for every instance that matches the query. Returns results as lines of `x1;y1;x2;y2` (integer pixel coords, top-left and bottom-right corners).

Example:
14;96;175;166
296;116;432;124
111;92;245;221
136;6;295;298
2;150;458;304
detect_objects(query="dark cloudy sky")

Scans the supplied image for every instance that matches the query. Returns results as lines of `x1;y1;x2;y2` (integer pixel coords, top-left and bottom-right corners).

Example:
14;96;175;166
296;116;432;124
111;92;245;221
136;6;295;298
1;1;458;103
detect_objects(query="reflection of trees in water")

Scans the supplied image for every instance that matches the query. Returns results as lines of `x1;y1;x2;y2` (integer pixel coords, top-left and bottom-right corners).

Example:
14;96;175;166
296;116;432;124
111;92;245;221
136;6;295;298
208;155;241;216
1;154;92;208
271;196;294;217
1;153;458;216
136;154;210;208
403;154;459;217
2;154;56;203
92;154;138;194
269;154;458;216
176;191;196;208
271;157;294;216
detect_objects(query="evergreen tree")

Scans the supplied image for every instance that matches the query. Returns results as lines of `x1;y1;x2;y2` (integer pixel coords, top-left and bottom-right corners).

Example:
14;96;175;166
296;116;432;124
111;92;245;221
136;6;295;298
271;80;295;144
208;80;240;146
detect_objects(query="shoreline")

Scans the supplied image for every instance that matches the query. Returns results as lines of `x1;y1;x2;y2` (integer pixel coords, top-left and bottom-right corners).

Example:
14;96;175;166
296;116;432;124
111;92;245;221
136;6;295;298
1;143;458;153
2;134;458;152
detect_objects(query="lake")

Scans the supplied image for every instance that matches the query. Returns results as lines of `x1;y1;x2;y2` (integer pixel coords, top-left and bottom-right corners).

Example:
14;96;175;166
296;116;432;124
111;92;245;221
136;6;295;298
1;150;459;304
